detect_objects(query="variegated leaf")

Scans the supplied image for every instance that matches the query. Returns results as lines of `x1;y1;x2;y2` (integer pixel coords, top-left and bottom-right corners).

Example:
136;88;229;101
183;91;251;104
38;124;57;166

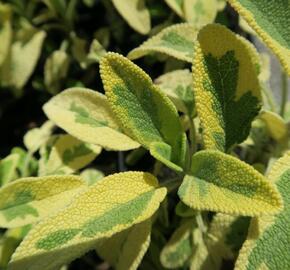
178;150;282;216
43;87;139;151
96;219;151;270
128;23;198;62
0;175;86;228
193;24;261;152
228;0;290;75
235;152;290;270
8;172;166;270
100;53;187;171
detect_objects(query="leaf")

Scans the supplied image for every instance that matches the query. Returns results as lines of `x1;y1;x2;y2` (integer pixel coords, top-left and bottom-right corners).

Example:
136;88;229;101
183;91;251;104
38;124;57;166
0;3;12;66
235;152;290;270
23;121;54;153
164;0;185;17
111;0;151;35
9;27;46;92
155;69;195;116
39;134;101;176
178;150;282;216
44;50;70;95
100;52;187;171
8;172;166;270
259;110;288;141
127;23;198;62
160;220;194;268
43;87;139;151
183;0;218;27
0;175;86;228
193;24;261;152
207;213;250;259
96;219;151;270
228;0;290;76
0;154;19;187
80;168;104;186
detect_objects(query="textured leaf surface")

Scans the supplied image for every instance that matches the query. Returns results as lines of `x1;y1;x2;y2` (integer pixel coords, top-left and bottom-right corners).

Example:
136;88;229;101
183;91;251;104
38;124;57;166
0;4;12;66
155;69;194;115
208;213;250;259
0;175;86;228
235;152;290;270
100;53;186;171
96;219;151;270
0;154;19;186
160;220;194;268
111;0;151;34
259;110;288;141
178;150;282;216
184;0;218;27
127;23;198;62
43;87;139;151
193;24;261;152
39;134;101;176
9;172;166;270
228;0;290;75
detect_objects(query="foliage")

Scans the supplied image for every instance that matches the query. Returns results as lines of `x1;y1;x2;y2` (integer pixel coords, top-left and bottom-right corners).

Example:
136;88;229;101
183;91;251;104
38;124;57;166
0;0;289;270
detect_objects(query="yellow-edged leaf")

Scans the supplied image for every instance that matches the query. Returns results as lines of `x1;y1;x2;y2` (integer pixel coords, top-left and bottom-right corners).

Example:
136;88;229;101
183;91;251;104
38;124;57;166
96;219;151;270
178;150;282;216
111;0;151;35
228;0;290;75
235;152;290;270
0;175;86;228
100;52;187;171
43;87;139;151
8;172;166;270
193;23;261;152
128;23;198;63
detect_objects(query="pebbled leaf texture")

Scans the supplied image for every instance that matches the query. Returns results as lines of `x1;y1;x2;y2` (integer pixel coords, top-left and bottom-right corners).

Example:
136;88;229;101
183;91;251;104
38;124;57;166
96;219;151;270
235;151;290;270
0;175;86;228
178;150;282;216
127;23;198;62
100;52;187;171
228;0;290;76
155;69;195;116
193;24;261;152
111;0;151;35
43;87;139;151
8;172;166;270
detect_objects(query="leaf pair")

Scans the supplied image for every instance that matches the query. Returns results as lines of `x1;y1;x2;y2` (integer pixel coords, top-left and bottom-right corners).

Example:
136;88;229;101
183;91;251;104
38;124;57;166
7;172;166;270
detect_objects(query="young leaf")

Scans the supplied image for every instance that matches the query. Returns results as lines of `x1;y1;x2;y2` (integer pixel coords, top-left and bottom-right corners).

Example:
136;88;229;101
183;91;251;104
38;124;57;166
43;87;139;151
100;53;187;171
183;0;218;28
0;3;12;66
228;0;290;75
193;24;261;152
127;23;198;62
8;172;166;270
235;152;290;270
96;219;151;270
111;0;151;35
0;175;86;228
0;154;19;186
164;0;185;17
259;110;288;141
44;50;70;95
39;134;101;176
155;69;195;116
160;219;194;268
80;168;104;186
178;150;282;216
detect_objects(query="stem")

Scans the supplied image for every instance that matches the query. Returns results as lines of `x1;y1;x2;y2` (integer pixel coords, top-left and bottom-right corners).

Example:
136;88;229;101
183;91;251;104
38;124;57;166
262;85;277;112
280;72;288;117
23;151;33;177
188;117;197;162
196;212;207;234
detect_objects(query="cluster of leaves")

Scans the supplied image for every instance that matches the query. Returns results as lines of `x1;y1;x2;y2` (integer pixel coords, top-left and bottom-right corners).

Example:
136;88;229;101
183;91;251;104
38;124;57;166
0;0;290;270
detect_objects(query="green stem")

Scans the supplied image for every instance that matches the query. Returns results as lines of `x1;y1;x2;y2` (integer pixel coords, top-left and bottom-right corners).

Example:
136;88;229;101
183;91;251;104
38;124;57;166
280;72;288;117
196;212;207;234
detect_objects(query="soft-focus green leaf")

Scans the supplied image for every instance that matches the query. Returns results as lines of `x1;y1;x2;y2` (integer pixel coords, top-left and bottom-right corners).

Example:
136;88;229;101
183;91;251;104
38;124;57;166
0;154;19;187
80;168;104;186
